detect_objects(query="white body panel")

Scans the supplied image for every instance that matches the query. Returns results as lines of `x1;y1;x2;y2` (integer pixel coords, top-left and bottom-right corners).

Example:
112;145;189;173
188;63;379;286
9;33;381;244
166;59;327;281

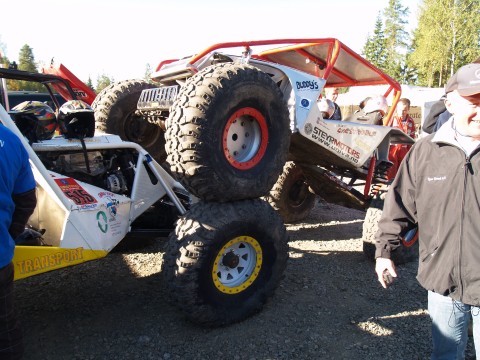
0;105;186;253
299;104;414;167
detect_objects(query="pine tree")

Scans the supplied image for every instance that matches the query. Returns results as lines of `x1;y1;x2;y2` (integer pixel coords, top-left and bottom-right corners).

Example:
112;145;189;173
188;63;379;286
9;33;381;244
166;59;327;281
383;0;410;78
363;14;388;70
86;77;95;91
363;1;415;84
18;44;37;73
7;44;43;91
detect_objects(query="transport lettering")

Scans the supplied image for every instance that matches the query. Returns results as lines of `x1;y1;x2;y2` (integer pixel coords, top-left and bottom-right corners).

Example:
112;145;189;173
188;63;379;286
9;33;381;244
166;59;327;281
17;248;84;275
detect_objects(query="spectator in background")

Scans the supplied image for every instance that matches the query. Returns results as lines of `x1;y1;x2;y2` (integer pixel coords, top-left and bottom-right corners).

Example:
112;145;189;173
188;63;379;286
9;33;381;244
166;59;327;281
422;56;480;135
324;87;342;120
433;103;452;132
422;95;451;134
386;98;416;179
344;95;388;127
358;96;372;111
317;98;335;119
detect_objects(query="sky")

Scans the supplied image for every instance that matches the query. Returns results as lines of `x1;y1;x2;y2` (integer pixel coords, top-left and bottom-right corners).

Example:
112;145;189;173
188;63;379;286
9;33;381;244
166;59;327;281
1;0;421;84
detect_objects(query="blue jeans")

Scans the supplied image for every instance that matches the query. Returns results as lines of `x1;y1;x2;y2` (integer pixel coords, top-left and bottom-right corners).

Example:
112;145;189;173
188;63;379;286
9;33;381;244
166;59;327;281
428;290;480;359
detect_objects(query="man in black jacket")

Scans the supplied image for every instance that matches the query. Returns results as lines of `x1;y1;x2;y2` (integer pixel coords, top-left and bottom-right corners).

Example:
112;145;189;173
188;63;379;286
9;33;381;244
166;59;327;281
375;63;480;359
421;95;451;134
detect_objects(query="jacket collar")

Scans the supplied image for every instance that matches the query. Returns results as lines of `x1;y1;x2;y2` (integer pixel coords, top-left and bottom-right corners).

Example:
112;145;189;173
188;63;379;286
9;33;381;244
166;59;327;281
432;117;455;144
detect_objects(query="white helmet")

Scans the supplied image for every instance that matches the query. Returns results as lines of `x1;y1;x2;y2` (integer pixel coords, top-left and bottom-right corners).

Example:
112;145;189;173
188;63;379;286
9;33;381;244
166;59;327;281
363;95;388;115
317;98;335;118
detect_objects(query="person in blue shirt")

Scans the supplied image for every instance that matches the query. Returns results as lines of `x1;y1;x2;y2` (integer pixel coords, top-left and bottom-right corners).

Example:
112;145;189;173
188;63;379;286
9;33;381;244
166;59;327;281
0;123;36;359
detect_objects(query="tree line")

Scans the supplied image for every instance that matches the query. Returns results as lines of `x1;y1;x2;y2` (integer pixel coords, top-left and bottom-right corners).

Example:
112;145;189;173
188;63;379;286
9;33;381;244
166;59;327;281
0;43;117;94
1;0;479;93
363;0;480;87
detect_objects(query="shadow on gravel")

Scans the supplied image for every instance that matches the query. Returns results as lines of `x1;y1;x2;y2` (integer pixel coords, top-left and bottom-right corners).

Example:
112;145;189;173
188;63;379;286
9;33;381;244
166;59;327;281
15;242;433;360
286;201;365;242
284;246;431;359
286;219;364;242
14;201;471;360
15;237;178;360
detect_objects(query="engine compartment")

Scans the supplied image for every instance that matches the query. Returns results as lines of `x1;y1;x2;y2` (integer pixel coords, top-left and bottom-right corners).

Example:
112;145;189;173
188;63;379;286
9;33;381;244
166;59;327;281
37;148;137;196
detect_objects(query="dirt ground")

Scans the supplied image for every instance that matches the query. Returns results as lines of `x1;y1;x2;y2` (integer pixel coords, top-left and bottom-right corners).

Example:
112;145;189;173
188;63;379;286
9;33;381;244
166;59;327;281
15;201;447;360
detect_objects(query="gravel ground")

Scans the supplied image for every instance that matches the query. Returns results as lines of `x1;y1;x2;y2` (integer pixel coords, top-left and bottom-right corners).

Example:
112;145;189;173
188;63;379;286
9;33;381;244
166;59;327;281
15;201;475;359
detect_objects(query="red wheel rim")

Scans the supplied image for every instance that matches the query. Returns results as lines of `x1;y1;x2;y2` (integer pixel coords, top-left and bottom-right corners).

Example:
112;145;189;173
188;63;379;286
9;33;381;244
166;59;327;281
222;107;268;170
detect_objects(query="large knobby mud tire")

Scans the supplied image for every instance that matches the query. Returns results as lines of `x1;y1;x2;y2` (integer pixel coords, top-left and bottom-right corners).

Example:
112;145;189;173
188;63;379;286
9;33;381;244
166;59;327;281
165;63;290;202
163;199;289;326
265;161;316;223
362;196;418;265
92;79;167;163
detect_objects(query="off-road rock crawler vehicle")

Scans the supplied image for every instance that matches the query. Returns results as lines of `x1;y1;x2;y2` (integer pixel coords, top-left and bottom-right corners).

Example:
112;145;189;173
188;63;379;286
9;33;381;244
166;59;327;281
92;38;417;262
0;67;289;327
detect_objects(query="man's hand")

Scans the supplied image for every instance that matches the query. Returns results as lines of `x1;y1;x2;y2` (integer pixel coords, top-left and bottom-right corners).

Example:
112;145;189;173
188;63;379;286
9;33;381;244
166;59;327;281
375;257;397;288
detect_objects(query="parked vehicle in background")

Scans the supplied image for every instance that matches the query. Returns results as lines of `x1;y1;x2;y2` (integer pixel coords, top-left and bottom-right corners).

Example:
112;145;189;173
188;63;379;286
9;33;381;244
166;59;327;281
41;62;97;105
6;91;66;110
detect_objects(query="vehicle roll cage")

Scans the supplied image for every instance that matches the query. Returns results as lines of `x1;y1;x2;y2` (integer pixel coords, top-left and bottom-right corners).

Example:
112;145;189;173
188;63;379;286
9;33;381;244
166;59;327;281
156;38;401;126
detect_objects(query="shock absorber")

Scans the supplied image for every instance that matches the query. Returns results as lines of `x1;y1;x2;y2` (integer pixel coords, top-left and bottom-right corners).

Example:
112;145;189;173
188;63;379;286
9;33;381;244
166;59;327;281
374;160;392;181
369;160;393;197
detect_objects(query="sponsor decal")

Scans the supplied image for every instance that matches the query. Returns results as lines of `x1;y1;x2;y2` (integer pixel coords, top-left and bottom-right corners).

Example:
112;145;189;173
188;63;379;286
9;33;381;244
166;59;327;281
97;211;108;233
304;123;313;135
354;138;372;152
98;192;119;220
55;178;97;205
106;197;119;219
79;203;99;211
337;126;377;137
295;80;319;91
73;89;87;98
98;191;115;198
97;192;124;237
315;119;329;129
427;176;447;182
309;126;360;163
16;248;84;275
300;98;310;109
